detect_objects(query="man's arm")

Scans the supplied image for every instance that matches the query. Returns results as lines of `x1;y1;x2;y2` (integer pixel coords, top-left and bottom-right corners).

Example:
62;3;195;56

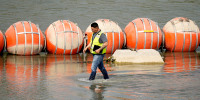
83;42;91;53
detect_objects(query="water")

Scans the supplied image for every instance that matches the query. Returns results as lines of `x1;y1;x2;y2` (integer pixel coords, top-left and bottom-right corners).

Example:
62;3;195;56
0;0;200;100
0;0;200;33
0;52;200;100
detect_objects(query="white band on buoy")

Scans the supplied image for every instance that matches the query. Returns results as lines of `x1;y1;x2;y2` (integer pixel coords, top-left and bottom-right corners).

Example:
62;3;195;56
61;20;66;54
28;21;34;55
181;21;185;52
68;20;73;55
195;28;198;50
17;32;39;34
156;22;160;50
140;18;146;49
116;22;121;49
170;21;177;52
56;31;79;34
175;30;198;33
13;24;18;54
52;23;58;54
131;21;138;51
147;18;153;49
21;21;27;55
188;22;192;51
109;20;115;54
36;24;41;53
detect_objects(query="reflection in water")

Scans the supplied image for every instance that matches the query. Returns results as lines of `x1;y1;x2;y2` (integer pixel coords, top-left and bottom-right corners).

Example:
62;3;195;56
113;64;163;75
0;56;3;81
5;55;46;80
2;55;48;100
90;84;106;100
0;54;91;99
45;54;85;76
0;53;200;99
164;52;200;73
85;53;113;74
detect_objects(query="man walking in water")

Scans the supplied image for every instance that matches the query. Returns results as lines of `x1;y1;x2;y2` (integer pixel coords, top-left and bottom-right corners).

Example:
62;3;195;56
83;22;109;80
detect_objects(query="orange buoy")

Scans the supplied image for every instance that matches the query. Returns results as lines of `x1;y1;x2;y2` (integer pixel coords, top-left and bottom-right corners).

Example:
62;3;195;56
163;17;200;52
164;52;199;73
125;18;162;50
0;30;4;53
85;19;125;54
5;21;45;55
45;20;83;54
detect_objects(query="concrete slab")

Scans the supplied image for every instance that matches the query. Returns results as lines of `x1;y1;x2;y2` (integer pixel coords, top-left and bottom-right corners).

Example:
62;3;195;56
112;49;164;64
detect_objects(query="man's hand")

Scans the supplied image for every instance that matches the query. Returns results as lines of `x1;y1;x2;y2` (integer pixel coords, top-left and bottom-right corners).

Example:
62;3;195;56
83;42;91;53
95;49;101;53
83;48;87;53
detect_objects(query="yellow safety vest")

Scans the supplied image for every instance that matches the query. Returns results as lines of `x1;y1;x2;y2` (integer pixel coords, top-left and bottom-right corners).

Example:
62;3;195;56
90;31;107;54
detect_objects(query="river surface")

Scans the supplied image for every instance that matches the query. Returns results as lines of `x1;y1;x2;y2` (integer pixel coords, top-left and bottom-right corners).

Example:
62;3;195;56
0;52;200;100
0;0;200;100
0;0;200;33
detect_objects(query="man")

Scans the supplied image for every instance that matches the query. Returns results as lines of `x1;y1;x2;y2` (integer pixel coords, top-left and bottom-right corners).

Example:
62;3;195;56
83;22;109;80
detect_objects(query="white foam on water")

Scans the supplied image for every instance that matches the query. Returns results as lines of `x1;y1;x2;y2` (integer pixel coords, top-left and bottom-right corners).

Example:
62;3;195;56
78;78;91;82
78;78;112;84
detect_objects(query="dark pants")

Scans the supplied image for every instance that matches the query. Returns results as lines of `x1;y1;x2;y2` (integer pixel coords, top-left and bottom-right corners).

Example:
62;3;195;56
89;54;109;80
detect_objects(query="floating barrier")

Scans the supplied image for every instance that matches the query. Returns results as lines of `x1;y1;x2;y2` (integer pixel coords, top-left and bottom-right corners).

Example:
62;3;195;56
1;17;200;55
85;19;125;54
5;21;45;55
0;30;4;53
164;52;199;73
125;18;163;50
163;17;200;52
45;20;83;54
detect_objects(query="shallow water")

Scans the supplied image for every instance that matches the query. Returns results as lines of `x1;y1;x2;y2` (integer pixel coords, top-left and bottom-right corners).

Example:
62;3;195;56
0;52;200;100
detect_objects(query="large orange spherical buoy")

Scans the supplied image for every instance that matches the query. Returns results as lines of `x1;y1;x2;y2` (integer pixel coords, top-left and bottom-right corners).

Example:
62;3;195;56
163;17;200;52
0;30;4;53
85;19;125;54
45;20;84;54
5;21;45;55
125;18;163;50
